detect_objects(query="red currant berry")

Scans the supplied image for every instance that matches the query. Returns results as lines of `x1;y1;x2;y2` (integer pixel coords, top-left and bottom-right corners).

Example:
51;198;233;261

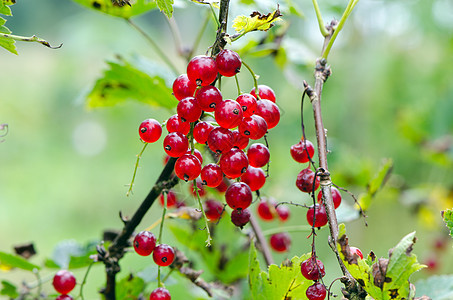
269;232;291;252
201;163;223;187
166;115;190;135
350;246;364;259
215;99;243;129
257;199;275;221
193;121;215;144
239;115;268;140
153;244;175;267
185;148;203;164
236;93;257;118
159;191;177;208
204;199;224;222
172;74;197;101
139;119;162;143
177;97;202;123
317;187;342;209
207;127;234;154
241;166;266;191
250;85;276;102
255;99;280;129
195;85;222;112
187;55;217;86
296;168;320;193
133;231;156;256
232;130;249;150
276;205;290;222
215;179;229;193
247;143;270;168
225;182;252;210
216;49;242;77
231;208;251;228
306;282;327;300
175;154;202;181
52;270;76;295
56;295;73;300
163;132;189;157
290;139;315;163
150;287;171;300
300;257;326;280
306;204;328;228
189;178;206;197
219;148;249;179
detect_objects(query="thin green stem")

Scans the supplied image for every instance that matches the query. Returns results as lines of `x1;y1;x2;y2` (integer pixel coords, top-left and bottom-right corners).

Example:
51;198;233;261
78;261;94;300
162;269;174;283
188;11;211;60
194;180;212;246
241;61;259;98
157;266;162;287
158;193;168;244
33;269;42;298
126;142;148;197
234;74;241;96
0;33;62;49
311;0;329;36
209;3;221;27
262;225;314;236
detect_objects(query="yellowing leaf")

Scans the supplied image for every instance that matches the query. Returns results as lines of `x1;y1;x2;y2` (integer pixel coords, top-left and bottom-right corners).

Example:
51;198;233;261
232;8;282;36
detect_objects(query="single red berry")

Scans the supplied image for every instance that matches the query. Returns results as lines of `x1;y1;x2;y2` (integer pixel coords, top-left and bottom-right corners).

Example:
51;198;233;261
276;205;290;222
306;282;327;300
215;99;243;129
195;85;222;112
257;200;275;221
207;127;234;154
317;187;342;209
53;270;76;295
139;119;162;143
350;246;364;259
204;199;224;222
231;208;251;228
232;130;249;150
215;179;229;193
236;93;257;118
306;204;328;228
269;232;291;252
166;114;190;136
250;85;276;102
153;244;175;267
172;74;197;101
201;163;223;187
247;143;270;168
187;55;218;86
255;99;280;129
176;200;186;208
159;191;177;208
175;154;202;181
133;231;157;256
296;168;320;193
163;132;189;157
216;49;242;77
177;97;202;123
189;178;206;197
424;257;438;271
239;115;268;140
219;148;249;179
185;148;203;165
225;182;253;210
56;295;73;300
300;257;326;280
290;139;315;163
193;121;215;144
150;287;171;300
241;166;266;191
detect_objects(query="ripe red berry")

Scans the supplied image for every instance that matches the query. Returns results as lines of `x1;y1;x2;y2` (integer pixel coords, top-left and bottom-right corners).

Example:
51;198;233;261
239;115;268;140
189;178;206;197
187;55;218;86
163;132;189;157
134;231;156;256
166;114;190;135
317;187;342;209
306;204;328;228
52;270;76;295
153;244;175;267
185;148;203;164
56;295;73;300
159;191;177;208
350;246;364;259
207;127;234;154
215;99;243;129
177;97;202;123
269;232;291;252
150;287;171;300
232;130;249;150
300;257;326;280
193;121;215;144
215;179;229;193
201;163;223;187
241;166;266;191
247;143;270;168
250;84;276;102
290;139;315;163
306;282;327;300
172;74;197;101
139;119;162;143
219;148;249;179
255;99;280;129
216;49;242;77
204;199;224;222
195;85;222;112
276;205;290;222
236;93;257;118
175;154;202;181
225;182;253;210
231;208;251;228
296;168;320;193
257;200;275;221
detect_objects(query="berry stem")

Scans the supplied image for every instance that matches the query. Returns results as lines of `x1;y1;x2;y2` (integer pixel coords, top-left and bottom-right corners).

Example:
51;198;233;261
249;214;274;265
158;192;168;244
241;61;259;98
187;11;211;61
193;180;212;246
126;142;148;197
311;0;329;37
262;225;313;236
32;269;42;299
234;74;241;96
208;3;221;27
78;261;94;300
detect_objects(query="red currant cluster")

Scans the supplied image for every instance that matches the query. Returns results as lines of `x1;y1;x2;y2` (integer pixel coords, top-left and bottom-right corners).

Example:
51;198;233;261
52;270;76;300
300;256;327;300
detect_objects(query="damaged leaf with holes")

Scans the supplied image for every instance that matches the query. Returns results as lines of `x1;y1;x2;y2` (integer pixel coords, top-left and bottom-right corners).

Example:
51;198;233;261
232;8;282;38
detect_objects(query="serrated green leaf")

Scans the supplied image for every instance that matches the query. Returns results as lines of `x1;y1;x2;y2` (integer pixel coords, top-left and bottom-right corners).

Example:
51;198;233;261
156;0;173;18
47;240;97;269
0;18;17;54
0;0;15;16
358;159;393;211
232;8;282;36
86;56;177;109
0;251;40;271
1;280;19;298
72;0;156;18
117;274;145;299
415;275;453;299
442;209;453;238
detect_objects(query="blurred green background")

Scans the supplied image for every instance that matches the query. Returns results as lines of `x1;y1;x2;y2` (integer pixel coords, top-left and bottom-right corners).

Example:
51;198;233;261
1;0;453;298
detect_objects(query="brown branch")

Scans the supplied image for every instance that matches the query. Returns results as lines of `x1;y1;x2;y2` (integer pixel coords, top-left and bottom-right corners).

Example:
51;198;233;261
249;214;274;265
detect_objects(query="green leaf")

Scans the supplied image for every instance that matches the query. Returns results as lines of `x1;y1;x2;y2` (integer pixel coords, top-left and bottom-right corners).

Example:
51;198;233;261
117;274;145;300
0;18;17;55
156;0;173;18
233;8;282;36
0;251;40;271
415;275;453;299
86;56;177;109
358;158;393;211
46;240;97;269
442;209;453;238
72;0;157;19
284;0;304;18
1;280;19;298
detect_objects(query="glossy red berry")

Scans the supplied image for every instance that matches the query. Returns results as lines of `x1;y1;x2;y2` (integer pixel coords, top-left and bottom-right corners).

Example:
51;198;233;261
296;168;320;193
153;244;175;267
219;148;249;179
276;205;290;222
189;178;206;197
163;132;189;157
172;74;197;101
290;139;315;163
193;121;215;144
195;85;222;112
134;231;156;256
300;257;326;280
239;115;268;140
175;154;202;181
306;204;328;228
150;287;171;300
225;182;253;210
241;166;265;191
56;295;73;300
306;282;327;300
257;200;275;221
187;55;218;86
317;187;342;209
166;114;190;135
350;246;364;259
247;143;270;168
231;208;251;228
216;49;242;77
139;119;162;143
177;97;202;123
236;93;257;118
215;179;229;193
204;199;224;222
201;163;223;187
185;149;203;164
232;130;249;149
250;84;276;102
269;232;291;252
207;127;234;154
255;99;280;129
159;191;177;208
215;99;243;129
53;270;76;295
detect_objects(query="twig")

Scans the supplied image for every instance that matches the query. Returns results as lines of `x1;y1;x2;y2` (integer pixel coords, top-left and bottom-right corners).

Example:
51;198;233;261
126;142;148;197
1;34;62;49
249;214;274;265
262;225;313;236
